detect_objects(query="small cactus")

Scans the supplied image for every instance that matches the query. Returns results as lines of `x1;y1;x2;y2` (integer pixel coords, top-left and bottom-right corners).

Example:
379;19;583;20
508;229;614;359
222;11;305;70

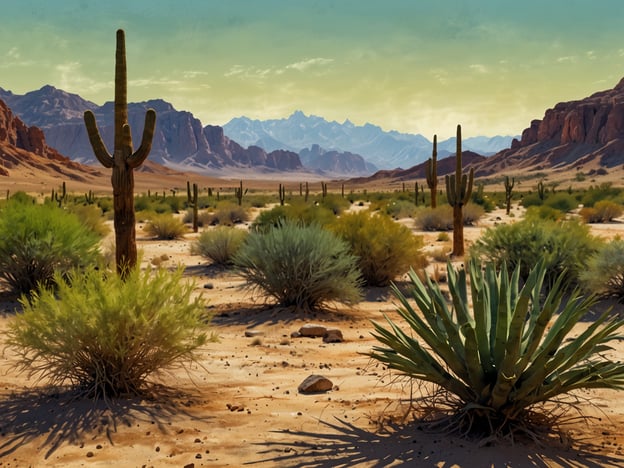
504;175;515;215
426;135;438;208
234;180;245;206
278;183;286;206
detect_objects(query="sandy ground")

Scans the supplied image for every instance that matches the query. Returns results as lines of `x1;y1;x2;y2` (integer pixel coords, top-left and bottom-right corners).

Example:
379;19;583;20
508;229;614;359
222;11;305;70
1;202;624;467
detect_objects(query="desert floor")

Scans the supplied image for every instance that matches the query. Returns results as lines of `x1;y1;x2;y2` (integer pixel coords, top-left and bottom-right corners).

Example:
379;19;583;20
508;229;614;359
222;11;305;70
1;202;624;468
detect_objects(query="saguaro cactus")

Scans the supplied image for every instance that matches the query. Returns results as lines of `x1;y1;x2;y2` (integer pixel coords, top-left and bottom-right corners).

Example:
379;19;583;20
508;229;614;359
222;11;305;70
426;135;438;208
187;181;199;233
83;29;156;276
504;175;515;215
445;124;474;257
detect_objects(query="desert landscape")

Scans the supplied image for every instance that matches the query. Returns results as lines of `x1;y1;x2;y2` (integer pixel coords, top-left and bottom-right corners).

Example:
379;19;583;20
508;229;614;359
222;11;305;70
3;4;624;467
1;181;624;467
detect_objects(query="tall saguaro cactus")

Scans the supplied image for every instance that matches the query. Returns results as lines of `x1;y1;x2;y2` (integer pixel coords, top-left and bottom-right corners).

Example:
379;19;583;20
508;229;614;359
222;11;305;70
445;124;474;257
83;29;156;276
425;135;438;208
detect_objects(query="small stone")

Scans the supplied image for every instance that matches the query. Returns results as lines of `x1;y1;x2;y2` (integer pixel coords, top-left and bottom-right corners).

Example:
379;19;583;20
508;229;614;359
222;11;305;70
184;464;195;468
290;331;301;338
298;375;334;394
204;283;214;289
323;329;343;343
245;330;264;338
299;323;328;337
86;451;94;458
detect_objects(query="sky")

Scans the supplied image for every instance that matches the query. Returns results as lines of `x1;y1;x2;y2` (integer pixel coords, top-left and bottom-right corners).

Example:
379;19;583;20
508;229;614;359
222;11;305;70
1;0;624;139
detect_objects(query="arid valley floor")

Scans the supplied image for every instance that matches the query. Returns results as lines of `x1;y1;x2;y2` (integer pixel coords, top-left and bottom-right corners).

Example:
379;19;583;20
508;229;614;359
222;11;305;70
1;172;624;467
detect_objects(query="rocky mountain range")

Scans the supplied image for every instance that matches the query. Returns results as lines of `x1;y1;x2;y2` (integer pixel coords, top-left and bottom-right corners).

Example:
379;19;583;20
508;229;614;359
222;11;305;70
0;86;302;174
299;144;377;175
223;111;516;170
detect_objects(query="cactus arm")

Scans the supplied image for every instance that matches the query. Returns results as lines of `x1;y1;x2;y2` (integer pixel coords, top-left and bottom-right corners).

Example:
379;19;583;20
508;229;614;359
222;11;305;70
128;109;156;168
83;110;114;168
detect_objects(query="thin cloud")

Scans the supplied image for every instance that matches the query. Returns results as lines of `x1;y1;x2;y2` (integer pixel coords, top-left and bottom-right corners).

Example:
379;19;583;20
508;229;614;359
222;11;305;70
556;56;577;63
285;57;334;72
469;63;488;74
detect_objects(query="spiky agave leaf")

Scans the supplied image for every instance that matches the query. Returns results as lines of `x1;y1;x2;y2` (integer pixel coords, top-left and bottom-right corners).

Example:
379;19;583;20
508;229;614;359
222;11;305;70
369;259;624;434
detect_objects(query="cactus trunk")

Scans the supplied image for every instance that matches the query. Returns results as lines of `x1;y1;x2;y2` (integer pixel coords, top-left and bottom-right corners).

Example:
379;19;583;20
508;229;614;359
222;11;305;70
83;29;156;277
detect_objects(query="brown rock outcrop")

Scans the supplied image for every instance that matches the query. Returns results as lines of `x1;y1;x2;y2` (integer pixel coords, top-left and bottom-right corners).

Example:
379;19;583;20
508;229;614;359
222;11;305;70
477;77;624;175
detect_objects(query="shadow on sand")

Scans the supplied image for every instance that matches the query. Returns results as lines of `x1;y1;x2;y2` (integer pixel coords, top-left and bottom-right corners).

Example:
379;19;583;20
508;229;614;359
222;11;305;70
246;417;622;468
0;386;212;460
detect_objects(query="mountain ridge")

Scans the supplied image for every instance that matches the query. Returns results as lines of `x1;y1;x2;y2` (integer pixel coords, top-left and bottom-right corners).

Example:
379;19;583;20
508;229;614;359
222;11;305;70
223;111;517;170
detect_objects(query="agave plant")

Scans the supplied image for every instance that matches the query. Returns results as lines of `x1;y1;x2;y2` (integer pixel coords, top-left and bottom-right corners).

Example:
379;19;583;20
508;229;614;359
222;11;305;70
369;259;624;436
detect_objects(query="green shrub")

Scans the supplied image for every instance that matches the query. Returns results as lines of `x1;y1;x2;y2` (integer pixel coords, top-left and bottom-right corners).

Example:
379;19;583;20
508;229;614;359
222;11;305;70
191;227;248;265
67;203;110;237
544;193;578;212
0;201;100;295
470;218;601;288
581;238;624;301
251;201;335;232
330;211;427;286
386;199;419;219
9;191;35;204
524;205;566;221
316;193;351;215
369;259;624;437
143;213;188;239
7;266;212;398
233;221;362;310
580;182;621;207
520;192;544;208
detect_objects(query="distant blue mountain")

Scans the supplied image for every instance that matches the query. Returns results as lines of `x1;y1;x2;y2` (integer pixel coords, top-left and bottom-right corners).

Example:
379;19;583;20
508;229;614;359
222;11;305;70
224;111;517;170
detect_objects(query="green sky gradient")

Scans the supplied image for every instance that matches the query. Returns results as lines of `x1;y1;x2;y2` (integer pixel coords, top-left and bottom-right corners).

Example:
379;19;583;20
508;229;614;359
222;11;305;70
1;0;623;138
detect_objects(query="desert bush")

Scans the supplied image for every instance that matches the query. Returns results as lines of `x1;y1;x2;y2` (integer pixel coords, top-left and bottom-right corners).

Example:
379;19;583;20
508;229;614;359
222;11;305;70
580;200;623;223
436;232;450;242
580;182;621;207
0;201;100;295
9;191;35;204
7;266;212;398
234;221;362;310
581;238;624;301
251;201;335;232
205;203;250;226
191;227;248;265
470;218;601;288
143;213;187;239
524;205;566;221
330;211;427;286
462;203;485;225
520;192;544;208
385;199;418;219
543;192;578;212
369;259;624;437
316;193;351;215
414;204;482;231
67;203;110;237
414;206;453;231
